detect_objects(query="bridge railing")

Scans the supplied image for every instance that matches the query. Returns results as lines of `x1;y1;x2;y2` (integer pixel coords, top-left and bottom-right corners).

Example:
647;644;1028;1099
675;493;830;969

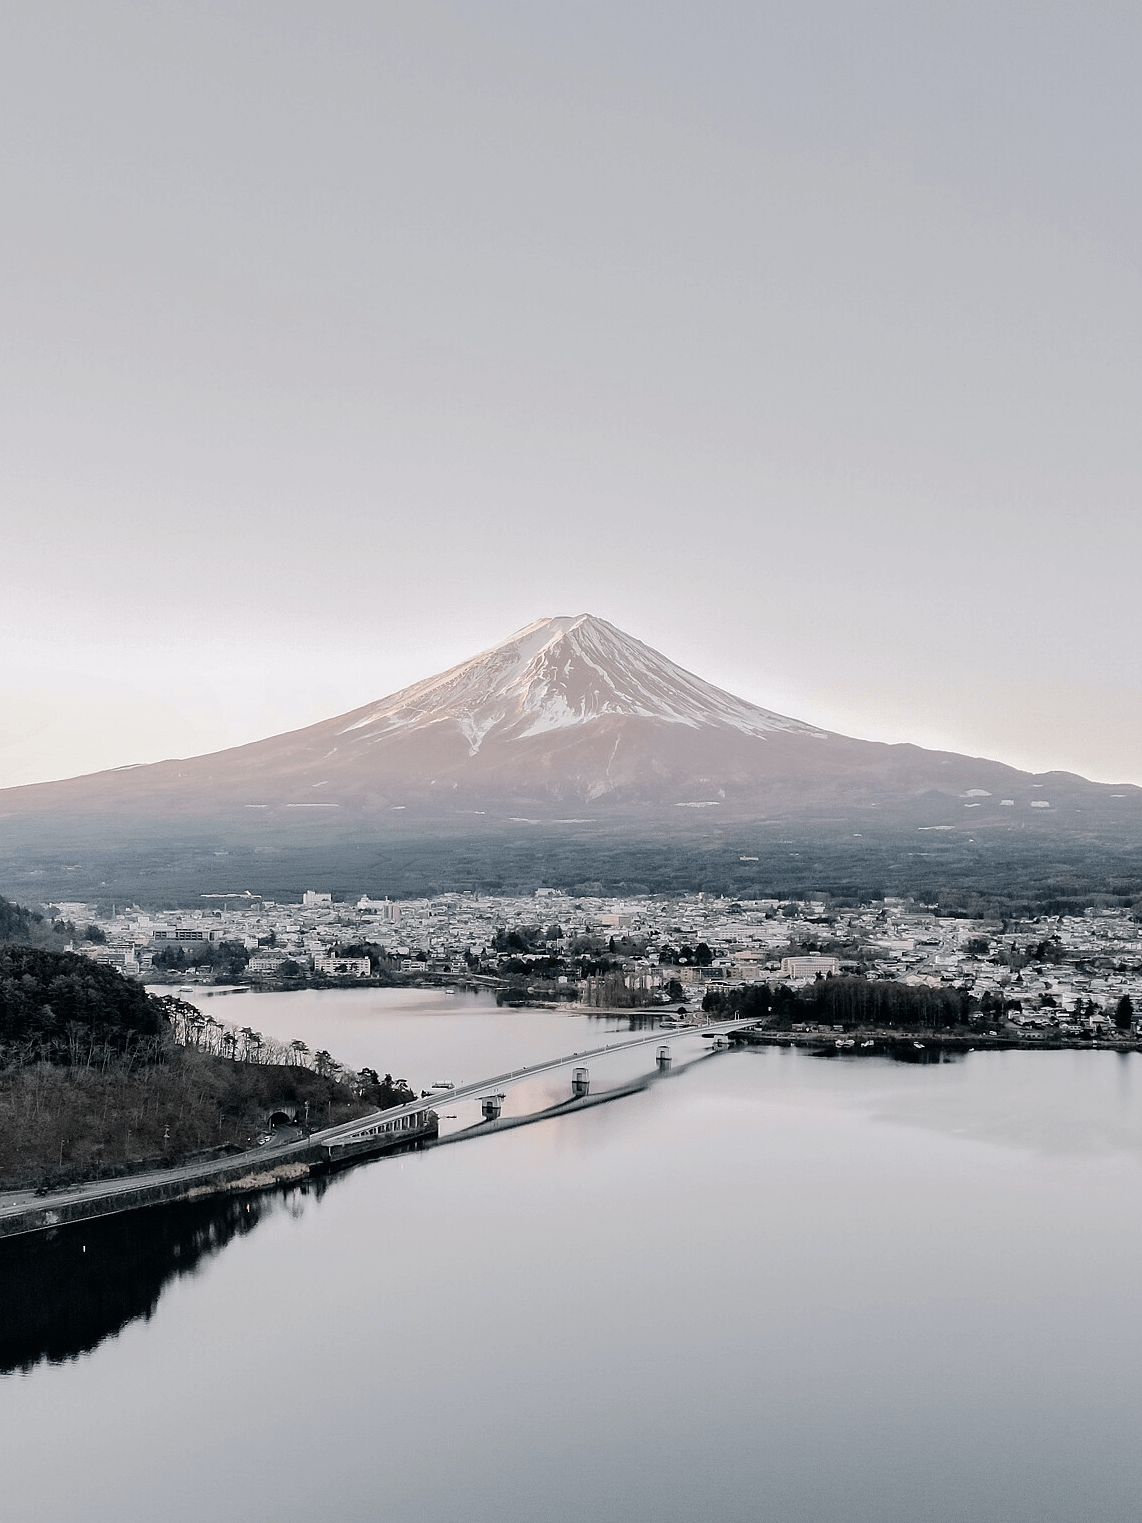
313;1017;755;1148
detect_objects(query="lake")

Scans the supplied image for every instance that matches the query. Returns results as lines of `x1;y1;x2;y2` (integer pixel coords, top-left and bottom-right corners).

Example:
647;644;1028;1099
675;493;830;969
5;988;1142;1523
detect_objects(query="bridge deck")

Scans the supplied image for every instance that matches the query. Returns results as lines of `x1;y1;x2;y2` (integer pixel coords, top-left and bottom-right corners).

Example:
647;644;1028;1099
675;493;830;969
313;1017;754;1150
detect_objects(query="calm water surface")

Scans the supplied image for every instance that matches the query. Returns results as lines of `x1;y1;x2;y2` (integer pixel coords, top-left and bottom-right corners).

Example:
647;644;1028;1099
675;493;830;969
157;984;640;1087
5;990;1142;1523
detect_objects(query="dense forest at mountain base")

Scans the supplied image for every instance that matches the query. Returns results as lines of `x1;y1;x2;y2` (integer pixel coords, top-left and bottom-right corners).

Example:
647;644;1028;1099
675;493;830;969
3;818;1141;917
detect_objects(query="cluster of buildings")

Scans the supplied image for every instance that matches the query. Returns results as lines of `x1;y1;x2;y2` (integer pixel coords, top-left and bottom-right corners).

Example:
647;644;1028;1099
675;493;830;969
50;894;402;980
46;890;1142;1026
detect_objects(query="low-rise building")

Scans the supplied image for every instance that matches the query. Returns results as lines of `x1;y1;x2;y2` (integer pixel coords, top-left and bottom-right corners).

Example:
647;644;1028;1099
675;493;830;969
248;952;311;975
780;955;841;980
313;954;371;978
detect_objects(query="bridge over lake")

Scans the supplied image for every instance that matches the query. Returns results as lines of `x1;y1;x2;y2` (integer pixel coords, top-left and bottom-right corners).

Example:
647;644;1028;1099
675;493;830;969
313;1016;755;1161
0;1019;754;1239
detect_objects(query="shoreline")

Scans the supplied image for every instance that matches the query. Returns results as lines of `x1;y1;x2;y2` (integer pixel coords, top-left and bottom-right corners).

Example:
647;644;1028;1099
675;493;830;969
0;1142;322;1242
5;1019;1138;1242
0;1013;729;1239
0;1122;436;1242
729;1026;1142;1055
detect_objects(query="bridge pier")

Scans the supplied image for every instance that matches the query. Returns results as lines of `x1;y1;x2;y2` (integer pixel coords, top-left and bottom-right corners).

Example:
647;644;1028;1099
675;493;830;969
656;1044;672;1071
572;1066;590;1098
481;1093;505;1122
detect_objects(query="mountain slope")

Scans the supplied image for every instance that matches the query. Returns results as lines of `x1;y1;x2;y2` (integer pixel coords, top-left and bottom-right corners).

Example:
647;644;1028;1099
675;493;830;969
338;614;825;748
1;614;1139;835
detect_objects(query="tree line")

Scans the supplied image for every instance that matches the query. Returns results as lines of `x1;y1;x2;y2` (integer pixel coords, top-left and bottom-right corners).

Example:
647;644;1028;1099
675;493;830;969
703;975;971;1031
0;944;164;1061
0;953;416;1191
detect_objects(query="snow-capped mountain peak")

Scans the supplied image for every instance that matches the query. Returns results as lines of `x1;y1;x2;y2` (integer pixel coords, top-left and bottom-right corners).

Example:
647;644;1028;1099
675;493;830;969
340;614;824;754
7;613;1138;841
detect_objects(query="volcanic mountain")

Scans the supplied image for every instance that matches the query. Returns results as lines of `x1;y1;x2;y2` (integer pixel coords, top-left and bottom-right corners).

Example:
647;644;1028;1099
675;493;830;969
2;614;1139;837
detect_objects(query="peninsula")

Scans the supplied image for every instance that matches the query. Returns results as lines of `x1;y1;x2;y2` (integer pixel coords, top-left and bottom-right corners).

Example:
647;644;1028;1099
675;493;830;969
0;933;414;1196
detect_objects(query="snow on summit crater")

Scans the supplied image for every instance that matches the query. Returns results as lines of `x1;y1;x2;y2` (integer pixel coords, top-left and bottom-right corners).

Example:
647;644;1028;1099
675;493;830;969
341;615;826;752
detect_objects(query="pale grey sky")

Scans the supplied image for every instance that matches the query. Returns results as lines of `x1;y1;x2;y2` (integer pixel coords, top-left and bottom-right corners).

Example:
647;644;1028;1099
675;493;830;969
2;2;1140;787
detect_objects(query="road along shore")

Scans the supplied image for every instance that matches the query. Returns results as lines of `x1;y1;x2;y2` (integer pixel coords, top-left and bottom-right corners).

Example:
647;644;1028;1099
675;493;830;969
0;1120;437;1242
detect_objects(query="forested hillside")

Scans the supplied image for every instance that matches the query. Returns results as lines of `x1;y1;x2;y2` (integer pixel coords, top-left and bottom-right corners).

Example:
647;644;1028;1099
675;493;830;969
0;944;162;1059
0;944;413;1192
0;896;38;942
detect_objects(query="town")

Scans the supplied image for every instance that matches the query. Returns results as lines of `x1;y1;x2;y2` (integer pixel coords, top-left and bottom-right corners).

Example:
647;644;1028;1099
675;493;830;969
47;888;1142;1035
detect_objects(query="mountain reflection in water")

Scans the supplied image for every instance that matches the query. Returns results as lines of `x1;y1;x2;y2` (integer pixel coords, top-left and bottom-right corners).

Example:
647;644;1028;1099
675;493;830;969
0;1183;324;1376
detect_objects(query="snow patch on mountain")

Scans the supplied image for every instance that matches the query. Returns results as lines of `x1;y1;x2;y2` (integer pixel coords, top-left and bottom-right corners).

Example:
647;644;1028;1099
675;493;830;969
339;615;826;748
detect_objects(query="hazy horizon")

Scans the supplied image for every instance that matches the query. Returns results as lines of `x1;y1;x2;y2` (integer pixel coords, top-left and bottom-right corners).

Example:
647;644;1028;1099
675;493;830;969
3;4;1139;789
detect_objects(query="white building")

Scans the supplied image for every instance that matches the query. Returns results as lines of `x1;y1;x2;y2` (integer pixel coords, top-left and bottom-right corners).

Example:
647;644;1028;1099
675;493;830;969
314;954;372;978
780;955;841;980
356;897;401;922
248;952;311;974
